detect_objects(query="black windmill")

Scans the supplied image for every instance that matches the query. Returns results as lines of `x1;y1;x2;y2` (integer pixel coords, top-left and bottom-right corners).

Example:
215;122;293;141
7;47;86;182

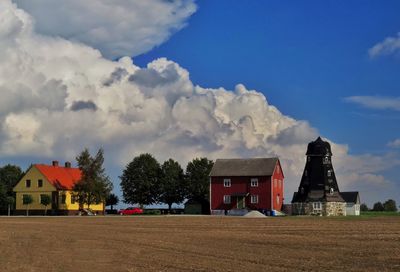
292;137;345;203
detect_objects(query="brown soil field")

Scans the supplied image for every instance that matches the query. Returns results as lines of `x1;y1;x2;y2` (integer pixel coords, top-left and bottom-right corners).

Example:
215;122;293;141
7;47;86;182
0;216;399;272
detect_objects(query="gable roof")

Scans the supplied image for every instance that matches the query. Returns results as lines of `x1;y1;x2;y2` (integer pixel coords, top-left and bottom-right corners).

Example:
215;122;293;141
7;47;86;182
35;164;82;190
210;158;279;177
340;191;360;204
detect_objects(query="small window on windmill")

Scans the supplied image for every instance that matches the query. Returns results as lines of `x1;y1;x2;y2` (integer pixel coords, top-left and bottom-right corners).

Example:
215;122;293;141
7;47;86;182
304;170;308;177
313;202;322;210
300;187;304;194
328;179;333;184
327;170;332;177
323;157;330;164
330;188;334;195
307;156;311;162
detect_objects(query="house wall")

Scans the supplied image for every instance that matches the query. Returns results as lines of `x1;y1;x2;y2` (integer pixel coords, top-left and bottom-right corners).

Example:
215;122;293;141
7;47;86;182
346;203;360;216
210;176;273;211
57;191;104;212
13;166;56;210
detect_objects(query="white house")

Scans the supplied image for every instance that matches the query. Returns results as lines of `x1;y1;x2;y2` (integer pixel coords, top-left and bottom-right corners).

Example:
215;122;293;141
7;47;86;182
341;192;360;216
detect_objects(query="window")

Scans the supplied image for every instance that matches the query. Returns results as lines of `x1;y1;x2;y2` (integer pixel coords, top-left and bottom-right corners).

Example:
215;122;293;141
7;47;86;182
251;195;258;204
38;179;43;187
61;194;66;204
323;157;330;164
307;156;311;162
223;179;231;187
25;180;31;188
39;194;49;204
250;178;258;187
330;187;334;195
313;202;322;210
223;195;231;204
327;170;332;177
71;195;76;204
22;194;31;205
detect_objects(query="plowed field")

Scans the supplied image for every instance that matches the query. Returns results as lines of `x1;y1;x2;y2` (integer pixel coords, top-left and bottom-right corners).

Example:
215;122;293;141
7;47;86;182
0;216;399;271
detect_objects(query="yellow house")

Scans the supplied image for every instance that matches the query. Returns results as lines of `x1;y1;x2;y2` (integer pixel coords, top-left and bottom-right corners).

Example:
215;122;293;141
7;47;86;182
13;161;105;215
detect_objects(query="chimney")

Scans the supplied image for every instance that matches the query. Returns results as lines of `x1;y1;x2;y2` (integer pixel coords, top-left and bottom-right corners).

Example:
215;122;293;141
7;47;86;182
52;160;59;167
65;162;71;168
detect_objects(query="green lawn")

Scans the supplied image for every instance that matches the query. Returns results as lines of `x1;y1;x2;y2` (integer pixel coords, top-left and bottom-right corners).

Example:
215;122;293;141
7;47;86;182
360;211;400;217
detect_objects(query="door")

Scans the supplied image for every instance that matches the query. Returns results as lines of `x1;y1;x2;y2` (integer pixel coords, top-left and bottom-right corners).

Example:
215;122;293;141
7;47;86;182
237;197;245;209
51;191;58;210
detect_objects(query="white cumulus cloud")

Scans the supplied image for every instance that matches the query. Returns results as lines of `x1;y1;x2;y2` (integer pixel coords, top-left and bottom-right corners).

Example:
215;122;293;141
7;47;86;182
369;32;400;58
388;139;400;148
0;0;398;204
344;96;400;111
12;0;197;58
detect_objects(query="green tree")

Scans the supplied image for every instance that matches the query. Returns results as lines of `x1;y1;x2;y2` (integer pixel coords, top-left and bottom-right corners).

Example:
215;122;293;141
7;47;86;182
40;194;51;215
23;194;33;216
160;159;186;212
0;164;23;211
6;196;14;216
106;193;119;211
0;183;7;209
372;201;384;211
120;153;160;207
73;148;113;211
0;164;23;196
185;158;214;201
383;199;397;212
360;203;369;212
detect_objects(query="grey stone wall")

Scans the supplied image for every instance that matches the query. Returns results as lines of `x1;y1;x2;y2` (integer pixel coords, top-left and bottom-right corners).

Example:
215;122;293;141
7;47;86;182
325;202;346;216
292;202;346;216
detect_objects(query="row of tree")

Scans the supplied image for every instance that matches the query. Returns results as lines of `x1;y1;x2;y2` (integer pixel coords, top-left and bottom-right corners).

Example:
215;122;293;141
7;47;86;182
360;199;398;212
120;154;213;211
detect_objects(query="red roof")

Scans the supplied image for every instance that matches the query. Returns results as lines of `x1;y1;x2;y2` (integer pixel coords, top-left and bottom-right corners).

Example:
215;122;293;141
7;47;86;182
35;164;82;190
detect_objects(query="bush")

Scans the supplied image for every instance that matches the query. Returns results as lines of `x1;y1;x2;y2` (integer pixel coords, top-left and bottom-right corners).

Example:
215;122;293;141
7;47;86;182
105;209;118;215
143;209;161;215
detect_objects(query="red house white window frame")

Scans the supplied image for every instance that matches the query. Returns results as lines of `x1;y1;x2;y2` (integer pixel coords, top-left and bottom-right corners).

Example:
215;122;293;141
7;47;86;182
223;195;231;204
250;178;258;187
251;195;258;204
223;179;231;187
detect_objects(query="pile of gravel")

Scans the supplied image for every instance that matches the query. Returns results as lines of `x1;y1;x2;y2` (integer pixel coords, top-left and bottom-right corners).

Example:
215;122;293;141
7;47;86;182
244;210;266;218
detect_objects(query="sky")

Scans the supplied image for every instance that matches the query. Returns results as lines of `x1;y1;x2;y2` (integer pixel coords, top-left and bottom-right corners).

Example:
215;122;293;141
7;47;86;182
1;0;399;207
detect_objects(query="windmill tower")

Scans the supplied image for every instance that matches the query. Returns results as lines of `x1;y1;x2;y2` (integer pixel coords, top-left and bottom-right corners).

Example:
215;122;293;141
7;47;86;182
292;137;346;216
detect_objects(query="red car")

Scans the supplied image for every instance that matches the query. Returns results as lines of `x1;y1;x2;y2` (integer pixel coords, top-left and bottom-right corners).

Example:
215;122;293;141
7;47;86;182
118;207;144;215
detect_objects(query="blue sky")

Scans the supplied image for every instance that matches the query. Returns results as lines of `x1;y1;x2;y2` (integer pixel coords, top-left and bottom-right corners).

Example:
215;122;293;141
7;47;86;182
2;0;399;208
136;1;400;155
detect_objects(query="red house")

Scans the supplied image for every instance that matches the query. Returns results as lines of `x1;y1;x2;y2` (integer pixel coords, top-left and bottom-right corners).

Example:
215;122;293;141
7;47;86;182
210;158;284;215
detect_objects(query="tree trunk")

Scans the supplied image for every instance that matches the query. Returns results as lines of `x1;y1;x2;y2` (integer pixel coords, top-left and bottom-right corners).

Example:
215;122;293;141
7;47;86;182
45;206;48;216
8;204;10;216
111;204;113;211
26;205;29;216
168;203;172;214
